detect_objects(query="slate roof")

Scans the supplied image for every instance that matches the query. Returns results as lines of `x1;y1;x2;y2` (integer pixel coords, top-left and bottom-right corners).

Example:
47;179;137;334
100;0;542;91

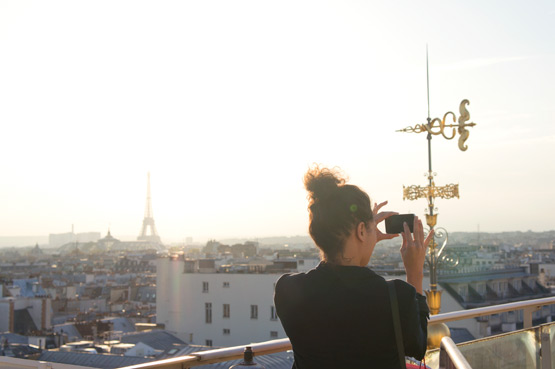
37;349;292;369
120;330;185;351
101;318;136;334
149;345;294;369
192;350;294;369
38;351;153;369
14;309;37;334
449;328;476;344
12;279;47;297
53;323;83;341
0;332;28;344
440;272;531;284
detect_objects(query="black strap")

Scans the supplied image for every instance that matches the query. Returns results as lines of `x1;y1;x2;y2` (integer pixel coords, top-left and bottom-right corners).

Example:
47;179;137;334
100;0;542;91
388;280;405;369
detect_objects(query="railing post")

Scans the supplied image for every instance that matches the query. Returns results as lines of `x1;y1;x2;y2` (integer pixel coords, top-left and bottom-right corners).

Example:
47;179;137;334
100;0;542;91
523;306;535;329
439;344;450;369
439;337;472;369
541;329;552;369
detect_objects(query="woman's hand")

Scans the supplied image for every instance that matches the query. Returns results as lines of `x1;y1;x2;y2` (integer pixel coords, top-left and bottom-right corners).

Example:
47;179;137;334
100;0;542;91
372;201;399;242
400;216;434;294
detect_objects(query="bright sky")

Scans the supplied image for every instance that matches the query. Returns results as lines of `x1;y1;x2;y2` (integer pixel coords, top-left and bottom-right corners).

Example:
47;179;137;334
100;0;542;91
1;0;554;243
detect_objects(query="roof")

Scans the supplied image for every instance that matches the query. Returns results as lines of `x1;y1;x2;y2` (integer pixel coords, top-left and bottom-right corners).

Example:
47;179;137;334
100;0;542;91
53;323;83;341
0;332;28;344
120;330;185;351
158;345;293;368
38;351;153;369
449;328;475;344
440;271;531;284
14;308;37;334
191;350;294;369
12;278;47;297
101;318;135;334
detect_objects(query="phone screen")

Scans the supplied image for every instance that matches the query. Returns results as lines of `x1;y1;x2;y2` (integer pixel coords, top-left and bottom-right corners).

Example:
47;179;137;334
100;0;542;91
385;214;415;234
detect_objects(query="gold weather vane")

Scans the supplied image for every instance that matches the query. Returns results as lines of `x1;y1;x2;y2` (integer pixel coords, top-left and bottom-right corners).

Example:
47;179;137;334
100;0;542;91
397;46;478;349
397;99;477;151
397;97;476;230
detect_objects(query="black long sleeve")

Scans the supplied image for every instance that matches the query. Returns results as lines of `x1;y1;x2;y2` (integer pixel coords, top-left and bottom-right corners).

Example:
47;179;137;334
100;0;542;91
393;279;430;360
275;262;429;369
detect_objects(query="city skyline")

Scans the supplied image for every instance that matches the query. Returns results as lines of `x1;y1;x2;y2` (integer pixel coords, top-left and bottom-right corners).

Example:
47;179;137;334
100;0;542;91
1;1;554;241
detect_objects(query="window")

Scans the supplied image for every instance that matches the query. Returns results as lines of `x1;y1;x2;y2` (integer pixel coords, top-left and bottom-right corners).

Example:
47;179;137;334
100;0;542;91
205;339;212;347
223;304;230;318
223;282;230;288
270;306;278;320
270;331;278;338
202;281;209;293
223;329;230;335
250;304;258;319
298;260;304;266
205;303;212;323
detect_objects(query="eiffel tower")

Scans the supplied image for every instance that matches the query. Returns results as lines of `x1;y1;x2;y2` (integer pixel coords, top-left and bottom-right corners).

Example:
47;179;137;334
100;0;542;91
138;172;162;244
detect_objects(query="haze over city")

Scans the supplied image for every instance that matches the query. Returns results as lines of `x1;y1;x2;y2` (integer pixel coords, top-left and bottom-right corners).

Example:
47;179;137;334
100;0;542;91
1;0;554;243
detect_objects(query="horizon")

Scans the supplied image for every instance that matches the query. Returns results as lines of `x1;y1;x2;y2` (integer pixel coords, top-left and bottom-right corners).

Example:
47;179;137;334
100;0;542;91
1;228;554;249
1;1;554;241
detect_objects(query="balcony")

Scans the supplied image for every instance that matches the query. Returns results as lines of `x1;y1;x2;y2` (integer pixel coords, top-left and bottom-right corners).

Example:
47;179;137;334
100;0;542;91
1;296;555;369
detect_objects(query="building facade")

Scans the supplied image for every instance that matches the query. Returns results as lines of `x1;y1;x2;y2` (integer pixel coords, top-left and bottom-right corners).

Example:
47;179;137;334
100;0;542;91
156;257;300;347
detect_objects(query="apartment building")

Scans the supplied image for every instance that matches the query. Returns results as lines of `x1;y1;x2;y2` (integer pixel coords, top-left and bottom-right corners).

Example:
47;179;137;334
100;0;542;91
156;256;319;347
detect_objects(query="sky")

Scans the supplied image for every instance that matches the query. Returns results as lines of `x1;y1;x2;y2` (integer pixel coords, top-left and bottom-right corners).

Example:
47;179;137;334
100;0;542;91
0;0;554;244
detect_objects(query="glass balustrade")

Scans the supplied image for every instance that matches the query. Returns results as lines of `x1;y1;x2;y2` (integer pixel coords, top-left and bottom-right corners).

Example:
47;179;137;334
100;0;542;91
426;322;555;369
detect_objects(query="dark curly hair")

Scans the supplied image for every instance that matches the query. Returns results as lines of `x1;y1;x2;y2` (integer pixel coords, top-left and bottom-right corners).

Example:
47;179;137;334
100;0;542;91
304;165;373;262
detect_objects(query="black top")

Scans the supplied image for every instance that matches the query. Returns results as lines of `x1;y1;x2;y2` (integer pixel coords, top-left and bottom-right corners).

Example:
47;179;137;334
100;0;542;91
274;262;429;369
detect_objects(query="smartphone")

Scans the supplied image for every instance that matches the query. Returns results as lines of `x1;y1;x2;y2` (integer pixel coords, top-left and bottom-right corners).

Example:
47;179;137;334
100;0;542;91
385;214;415;234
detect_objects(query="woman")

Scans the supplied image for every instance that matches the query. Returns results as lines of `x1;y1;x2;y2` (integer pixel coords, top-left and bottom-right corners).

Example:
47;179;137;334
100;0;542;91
274;166;433;369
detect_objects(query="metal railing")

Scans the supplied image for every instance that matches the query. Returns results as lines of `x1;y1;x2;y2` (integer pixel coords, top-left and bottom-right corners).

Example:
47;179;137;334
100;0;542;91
2;296;553;369
439;337;472;369
428;296;555;328
116;296;555;369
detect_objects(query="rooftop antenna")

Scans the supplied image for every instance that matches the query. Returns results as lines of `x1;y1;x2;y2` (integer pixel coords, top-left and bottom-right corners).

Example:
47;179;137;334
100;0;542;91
427;44;430;120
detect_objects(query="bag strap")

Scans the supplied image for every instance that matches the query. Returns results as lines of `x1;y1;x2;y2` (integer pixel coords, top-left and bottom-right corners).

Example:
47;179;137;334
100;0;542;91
388;280;406;369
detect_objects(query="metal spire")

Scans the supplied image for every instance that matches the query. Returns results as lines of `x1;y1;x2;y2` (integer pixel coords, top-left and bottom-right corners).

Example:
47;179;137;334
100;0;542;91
426;44;431;120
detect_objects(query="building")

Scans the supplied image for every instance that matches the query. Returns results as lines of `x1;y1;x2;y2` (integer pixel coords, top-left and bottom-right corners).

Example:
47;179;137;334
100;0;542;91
156;256;320;347
49;232;101;248
0;297;52;334
435;265;553;338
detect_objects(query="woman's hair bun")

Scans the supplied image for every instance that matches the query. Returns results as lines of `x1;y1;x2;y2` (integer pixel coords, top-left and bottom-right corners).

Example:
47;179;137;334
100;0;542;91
304;165;346;202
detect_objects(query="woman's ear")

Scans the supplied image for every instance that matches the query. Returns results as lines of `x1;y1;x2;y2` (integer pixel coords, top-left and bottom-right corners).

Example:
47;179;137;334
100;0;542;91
355;222;366;242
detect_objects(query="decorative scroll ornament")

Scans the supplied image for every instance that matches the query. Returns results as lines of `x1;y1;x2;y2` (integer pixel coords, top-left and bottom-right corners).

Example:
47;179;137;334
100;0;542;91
403;182;459;201
397;100;476;151
439;251;460;269
424;227;457;266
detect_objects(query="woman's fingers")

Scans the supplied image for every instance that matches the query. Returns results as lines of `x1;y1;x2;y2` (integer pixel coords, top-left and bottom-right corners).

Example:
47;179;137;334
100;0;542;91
400;229;408;251
424;229;435;249
402;221;412;244
381;232;399;240
373;201;388;215
374;211;398;223
414;217;423;244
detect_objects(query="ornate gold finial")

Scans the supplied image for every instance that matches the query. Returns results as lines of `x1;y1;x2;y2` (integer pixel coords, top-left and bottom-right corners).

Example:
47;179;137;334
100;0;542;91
425;214;437;228
403;182;459;201
397;100;476;152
